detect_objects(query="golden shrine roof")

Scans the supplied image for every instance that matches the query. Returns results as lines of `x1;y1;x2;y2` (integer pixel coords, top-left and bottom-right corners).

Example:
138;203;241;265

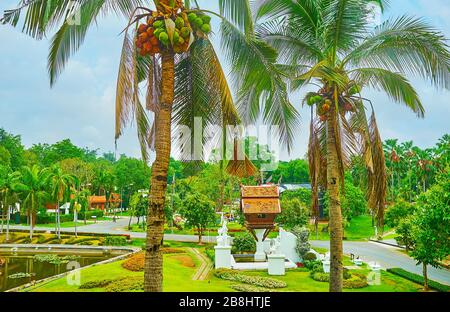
241;185;279;198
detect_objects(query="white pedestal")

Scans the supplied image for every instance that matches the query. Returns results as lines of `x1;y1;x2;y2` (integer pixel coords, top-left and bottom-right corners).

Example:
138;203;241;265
322;260;330;273
215;246;232;269
268;254;285;276
254;229;266;262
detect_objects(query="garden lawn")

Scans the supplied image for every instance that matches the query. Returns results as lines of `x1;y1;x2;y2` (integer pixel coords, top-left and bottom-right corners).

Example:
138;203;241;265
310;215;391;241
25;247;421;292
27;221;94;228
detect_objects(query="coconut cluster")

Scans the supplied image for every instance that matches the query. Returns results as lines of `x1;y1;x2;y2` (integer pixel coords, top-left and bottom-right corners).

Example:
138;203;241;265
136;11;211;56
307;85;361;122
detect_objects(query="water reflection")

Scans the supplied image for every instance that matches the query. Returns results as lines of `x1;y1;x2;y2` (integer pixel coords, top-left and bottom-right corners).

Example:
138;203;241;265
0;249;120;292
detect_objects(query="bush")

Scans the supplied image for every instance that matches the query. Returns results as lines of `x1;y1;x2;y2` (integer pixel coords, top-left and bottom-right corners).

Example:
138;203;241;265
303;252;317;261
79;279;114;289
303;260;322;271
343;273;368;289
104;236;128;246
276;198;309;229
204;247;215;262
214;269;287;289
231;232;256;254
387;268;450;292
122;253;145;272
105;277;144;292
311;271;329;282
385;200;416;228
395;218;415;251
310;271;367;289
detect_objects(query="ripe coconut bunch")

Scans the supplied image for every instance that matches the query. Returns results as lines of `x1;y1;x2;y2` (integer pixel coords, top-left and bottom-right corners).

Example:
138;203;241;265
304;83;363;122
134;7;212;57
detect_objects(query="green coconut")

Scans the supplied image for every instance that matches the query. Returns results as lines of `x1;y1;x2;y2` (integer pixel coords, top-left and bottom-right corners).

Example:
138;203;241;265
188;13;197;22
173;31;180;44
201;15;211;24
180;27;191;38
201;23;211;34
159;32;169;45
175;16;185;29
154;28;163;38
194;17;204;27
153;20;164;29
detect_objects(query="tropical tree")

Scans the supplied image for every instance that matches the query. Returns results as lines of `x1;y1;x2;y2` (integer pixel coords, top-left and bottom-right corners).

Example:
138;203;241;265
1;0;289;292
44;165;78;239
180;192;216;244
254;0;450;291
71;188;90;237
411;170;450;291
0;171;21;241
13;165;48;239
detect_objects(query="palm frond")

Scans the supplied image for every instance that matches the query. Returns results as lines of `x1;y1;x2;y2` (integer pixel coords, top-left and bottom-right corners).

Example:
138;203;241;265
352;67;424;117
367;111;386;229
323;0;371;58
344;15;450;89
220;19;300;152
218;0;254;35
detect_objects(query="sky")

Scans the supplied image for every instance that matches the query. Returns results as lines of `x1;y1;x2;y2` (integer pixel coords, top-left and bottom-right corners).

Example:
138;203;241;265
0;0;449;163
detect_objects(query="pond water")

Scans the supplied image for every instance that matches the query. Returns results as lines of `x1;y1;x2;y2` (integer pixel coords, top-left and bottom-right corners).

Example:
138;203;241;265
0;247;127;292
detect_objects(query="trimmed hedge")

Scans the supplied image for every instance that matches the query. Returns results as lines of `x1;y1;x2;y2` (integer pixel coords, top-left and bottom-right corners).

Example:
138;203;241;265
387;268;450;292
104;236;128;246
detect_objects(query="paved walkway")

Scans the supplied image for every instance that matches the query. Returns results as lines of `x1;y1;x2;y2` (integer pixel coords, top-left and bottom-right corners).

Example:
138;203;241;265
189;248;213;281
7;218;450;285
310;240;450;286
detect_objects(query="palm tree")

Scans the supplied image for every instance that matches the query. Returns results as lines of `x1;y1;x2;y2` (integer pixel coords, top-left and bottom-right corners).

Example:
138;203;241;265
71;188;90;237
254;0;449;291
1;0;291;292
13;165;48;240
44;165;77;239
0;171;21;242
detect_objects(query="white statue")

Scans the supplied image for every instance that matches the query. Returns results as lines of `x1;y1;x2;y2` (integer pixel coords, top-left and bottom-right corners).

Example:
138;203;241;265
216;219;229;247
269;237;281;255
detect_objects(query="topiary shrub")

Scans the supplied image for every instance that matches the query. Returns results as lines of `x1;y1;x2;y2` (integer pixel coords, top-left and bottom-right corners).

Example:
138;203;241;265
311;271;329;282
231;232;256;254
104;236;128;246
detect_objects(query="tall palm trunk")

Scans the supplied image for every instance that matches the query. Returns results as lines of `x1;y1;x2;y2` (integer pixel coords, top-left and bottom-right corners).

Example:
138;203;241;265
327;105;343;292
144;51;175;292
57;201;61;239
6;204;10;242
29;210;34;240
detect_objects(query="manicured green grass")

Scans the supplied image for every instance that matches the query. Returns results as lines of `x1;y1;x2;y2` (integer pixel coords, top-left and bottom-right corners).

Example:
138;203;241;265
309;215;391;241
26;247;422;292
26;221;94;228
